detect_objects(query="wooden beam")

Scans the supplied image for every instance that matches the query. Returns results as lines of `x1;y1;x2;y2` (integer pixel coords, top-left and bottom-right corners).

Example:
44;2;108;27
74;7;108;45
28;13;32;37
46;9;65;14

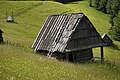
72;53;75;63
65;53;69;62
100;46;104;63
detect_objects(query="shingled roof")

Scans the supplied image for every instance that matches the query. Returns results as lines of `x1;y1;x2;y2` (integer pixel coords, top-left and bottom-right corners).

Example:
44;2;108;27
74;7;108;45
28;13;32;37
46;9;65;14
32;13;105;53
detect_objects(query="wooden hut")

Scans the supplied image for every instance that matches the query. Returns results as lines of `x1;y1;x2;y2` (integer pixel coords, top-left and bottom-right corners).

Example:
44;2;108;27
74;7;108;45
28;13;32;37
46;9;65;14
32;13;106;63
101;34;113;46
0;29;3;43
6;12;14;22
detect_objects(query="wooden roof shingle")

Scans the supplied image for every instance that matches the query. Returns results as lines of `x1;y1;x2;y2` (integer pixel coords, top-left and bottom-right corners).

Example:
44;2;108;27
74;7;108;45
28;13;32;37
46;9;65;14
32;13;105;53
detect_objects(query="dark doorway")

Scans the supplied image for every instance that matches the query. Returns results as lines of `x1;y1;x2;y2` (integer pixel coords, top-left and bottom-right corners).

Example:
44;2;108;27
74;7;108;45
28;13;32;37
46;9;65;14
69;53;74;62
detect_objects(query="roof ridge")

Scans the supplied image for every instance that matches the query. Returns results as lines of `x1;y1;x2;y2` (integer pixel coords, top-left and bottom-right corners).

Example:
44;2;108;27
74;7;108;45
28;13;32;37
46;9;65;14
51;12;84;16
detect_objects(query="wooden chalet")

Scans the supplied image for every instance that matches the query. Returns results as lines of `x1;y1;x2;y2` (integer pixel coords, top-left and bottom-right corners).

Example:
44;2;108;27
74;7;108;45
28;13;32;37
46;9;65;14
32;13;106;63
0;29;3;43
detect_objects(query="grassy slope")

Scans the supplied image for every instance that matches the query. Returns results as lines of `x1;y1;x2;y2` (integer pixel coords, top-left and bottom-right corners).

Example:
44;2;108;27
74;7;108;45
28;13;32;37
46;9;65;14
64;1;120;63
0;1;120;80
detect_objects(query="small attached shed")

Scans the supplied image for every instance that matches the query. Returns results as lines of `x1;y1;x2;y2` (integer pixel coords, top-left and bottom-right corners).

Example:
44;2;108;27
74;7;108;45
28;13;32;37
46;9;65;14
32;13;106;63
0;29;3;43
101;34;113;46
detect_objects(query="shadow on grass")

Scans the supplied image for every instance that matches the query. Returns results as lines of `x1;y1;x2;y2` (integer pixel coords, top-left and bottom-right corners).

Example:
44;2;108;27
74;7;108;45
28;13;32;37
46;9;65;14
110;43;120;50
6;21;18;24
13;21;18;24
77;59;117;66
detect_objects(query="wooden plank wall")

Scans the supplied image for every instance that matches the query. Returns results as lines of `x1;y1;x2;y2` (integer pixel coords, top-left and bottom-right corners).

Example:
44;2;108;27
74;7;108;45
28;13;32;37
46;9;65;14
74;49;93;62
0;30;3;43
66;16;105;51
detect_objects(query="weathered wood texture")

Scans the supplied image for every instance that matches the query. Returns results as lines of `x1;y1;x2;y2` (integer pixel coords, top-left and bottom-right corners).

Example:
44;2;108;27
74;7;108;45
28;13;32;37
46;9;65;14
100;46;104;63
38;48;93;63
66;16;105;51
32;13;84;52
73;49;93;62
32;13;105;62
101;34;113;46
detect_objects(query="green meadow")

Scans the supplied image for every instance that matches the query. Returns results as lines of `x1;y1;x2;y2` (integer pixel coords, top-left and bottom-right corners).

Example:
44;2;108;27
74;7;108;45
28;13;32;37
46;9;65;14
0;0;120;80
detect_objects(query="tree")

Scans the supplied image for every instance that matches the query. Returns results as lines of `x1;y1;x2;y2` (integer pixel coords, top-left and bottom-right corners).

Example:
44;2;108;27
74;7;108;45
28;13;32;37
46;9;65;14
98;0;107;13
106;0;120;26
109;12;120;41
89;0;92;7
95;0;100;9
106;0;112;14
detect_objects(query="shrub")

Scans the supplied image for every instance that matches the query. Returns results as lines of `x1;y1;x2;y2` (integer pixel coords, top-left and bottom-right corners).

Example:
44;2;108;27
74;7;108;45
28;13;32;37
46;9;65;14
109;12;120;41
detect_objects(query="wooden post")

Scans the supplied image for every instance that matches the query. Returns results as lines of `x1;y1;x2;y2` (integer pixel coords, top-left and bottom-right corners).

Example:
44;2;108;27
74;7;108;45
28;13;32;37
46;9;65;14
12;12;14;21
12;12;13;18
72;53;75;63
65;53;69;62
100;46;104;63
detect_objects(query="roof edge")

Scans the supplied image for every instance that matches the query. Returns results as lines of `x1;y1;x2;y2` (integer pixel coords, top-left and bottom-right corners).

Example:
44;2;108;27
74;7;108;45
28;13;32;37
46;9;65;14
51;13;84;16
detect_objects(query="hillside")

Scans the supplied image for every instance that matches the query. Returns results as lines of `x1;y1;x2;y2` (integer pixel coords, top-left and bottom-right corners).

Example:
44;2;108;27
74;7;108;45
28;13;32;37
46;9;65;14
0;1;120;80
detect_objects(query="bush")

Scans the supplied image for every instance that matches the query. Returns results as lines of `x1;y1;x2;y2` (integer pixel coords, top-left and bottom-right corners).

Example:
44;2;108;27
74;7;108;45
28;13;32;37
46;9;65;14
109;12;120;41
95;0;100;9
98;0;107;13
